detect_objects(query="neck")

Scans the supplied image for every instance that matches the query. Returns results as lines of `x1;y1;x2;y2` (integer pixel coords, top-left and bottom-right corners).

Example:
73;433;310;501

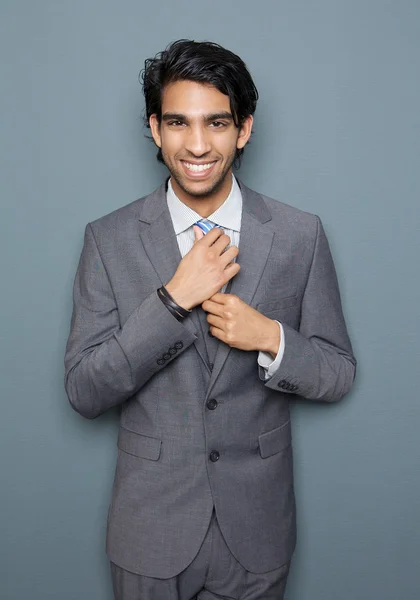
170;171;233;217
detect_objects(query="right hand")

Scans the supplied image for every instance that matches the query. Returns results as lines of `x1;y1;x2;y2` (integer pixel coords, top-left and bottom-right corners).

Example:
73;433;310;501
165;226;240;310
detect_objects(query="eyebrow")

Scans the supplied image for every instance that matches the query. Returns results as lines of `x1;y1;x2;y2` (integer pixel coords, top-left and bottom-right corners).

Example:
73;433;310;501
161;112;234;122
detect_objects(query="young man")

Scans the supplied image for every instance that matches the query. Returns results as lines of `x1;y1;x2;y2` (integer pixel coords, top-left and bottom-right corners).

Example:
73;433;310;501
65;40;356;600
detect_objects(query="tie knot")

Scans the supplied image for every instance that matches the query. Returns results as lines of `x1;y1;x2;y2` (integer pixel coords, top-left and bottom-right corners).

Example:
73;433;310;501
194;218;223;234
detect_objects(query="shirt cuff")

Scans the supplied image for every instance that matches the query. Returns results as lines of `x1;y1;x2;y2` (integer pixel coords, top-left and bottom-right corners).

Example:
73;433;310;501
257;321;285;380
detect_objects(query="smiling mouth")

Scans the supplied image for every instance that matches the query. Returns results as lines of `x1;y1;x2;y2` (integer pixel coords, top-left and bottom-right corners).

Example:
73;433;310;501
182;161;217;173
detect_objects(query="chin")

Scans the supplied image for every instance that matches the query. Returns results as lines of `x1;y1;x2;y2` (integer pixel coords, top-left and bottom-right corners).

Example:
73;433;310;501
174;172;228;199
180;182;219;198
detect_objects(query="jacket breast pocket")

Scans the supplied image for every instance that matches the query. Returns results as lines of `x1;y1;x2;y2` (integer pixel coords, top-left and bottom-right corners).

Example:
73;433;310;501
117;426;162;461
259;421;292;458
257;295;298;317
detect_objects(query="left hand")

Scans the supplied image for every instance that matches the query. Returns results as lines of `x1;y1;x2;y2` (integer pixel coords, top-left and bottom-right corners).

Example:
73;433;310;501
202;293;280;355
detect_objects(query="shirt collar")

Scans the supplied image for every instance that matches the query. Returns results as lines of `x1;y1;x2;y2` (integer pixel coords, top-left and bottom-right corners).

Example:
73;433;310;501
166;174;242;235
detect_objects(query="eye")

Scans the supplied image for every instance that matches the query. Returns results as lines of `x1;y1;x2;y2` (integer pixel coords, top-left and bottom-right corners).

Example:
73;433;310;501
168;120;185;127
210;121;227;128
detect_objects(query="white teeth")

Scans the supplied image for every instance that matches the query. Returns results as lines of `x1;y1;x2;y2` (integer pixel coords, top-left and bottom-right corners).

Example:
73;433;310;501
184;162;214;172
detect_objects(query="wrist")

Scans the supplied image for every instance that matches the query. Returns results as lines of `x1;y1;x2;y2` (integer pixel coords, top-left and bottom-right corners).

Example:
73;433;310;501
260;318;280;358
165;281;194;311
157;286;192;321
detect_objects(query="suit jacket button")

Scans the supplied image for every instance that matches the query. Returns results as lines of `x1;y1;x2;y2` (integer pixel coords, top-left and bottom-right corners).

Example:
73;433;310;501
174;341;183;349
209;450;220;462
278;379;286;388
157;358;165;365
206;398;218;410
163;353;171;360
168;347;177;355
209;362;214;371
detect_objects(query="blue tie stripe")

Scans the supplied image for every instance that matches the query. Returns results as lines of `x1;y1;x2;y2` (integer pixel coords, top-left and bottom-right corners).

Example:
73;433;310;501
194;218;223;234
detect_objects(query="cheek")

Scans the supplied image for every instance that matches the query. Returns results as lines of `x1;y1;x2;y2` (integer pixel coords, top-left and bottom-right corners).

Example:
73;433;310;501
160;133;181;158
216;135;239;158
231;132;242;151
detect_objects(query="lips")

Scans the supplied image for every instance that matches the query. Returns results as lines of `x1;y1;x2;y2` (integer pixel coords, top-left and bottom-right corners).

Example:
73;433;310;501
181;160;217;178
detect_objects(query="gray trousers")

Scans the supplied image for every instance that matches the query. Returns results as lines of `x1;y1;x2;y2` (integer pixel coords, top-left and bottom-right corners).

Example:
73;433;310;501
110;511;290;600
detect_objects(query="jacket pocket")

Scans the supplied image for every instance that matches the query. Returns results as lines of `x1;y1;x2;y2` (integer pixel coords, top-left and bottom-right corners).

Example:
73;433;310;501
117;426;162;461
257;295;297;315
259;421;291;458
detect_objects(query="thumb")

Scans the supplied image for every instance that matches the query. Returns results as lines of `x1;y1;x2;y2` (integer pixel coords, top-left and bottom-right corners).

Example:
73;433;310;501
193;225;205;244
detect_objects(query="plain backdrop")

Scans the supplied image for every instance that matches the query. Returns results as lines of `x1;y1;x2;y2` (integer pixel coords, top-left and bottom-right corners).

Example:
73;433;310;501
1;1;419;599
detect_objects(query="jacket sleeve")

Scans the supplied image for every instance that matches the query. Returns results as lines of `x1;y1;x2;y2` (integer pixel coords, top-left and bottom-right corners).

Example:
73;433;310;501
64;224;198;419
260;216;356;402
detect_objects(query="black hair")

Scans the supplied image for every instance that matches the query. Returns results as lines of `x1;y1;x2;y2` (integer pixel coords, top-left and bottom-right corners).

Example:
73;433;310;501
139;39;258;167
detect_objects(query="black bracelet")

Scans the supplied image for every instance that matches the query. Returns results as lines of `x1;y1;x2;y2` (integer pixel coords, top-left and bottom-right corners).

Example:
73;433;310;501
160;286;191;316
158;289;185;320
158;292;188;321
157;289;182;321
157;287;191;321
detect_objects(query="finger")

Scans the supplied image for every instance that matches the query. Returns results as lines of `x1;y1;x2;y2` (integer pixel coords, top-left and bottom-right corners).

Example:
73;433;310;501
207;325;223;342
207;314;225;330
206;293;226;305
223;261;241;281
202;299;223;314
212;233;232;254
201;226;226;246
193;225;205;243
220;245;239;267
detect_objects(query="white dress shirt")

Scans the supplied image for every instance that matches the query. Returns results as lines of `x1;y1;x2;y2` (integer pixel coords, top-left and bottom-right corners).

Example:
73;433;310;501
166;175;285;380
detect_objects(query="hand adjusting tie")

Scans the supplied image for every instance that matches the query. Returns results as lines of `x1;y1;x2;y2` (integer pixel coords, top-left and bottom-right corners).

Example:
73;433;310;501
157;219;223;321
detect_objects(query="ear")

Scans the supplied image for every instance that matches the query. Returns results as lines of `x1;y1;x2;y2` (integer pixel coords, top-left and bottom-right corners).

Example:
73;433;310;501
149;114;162;148
236;115;253;150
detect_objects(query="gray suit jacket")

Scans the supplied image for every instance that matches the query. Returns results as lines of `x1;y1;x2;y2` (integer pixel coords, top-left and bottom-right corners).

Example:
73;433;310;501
64;179;356;577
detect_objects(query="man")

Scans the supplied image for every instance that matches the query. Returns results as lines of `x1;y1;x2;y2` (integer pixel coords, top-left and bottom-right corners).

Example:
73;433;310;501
64;40;356;599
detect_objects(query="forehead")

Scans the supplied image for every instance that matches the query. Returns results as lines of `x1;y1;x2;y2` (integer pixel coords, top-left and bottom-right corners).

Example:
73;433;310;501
161;80;231;116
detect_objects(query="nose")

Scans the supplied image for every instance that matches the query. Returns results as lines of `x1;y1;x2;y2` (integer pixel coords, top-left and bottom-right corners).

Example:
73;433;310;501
185;125;211;157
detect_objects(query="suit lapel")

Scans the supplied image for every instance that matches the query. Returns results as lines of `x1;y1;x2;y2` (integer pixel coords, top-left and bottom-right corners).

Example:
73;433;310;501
206;181;275;397
137;182;209;368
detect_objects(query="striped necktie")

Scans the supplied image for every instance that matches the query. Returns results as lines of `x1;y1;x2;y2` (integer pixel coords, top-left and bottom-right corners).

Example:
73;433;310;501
194;218;223;234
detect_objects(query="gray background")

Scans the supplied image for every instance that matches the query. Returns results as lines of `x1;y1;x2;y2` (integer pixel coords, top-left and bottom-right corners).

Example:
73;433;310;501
1;0;419;598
